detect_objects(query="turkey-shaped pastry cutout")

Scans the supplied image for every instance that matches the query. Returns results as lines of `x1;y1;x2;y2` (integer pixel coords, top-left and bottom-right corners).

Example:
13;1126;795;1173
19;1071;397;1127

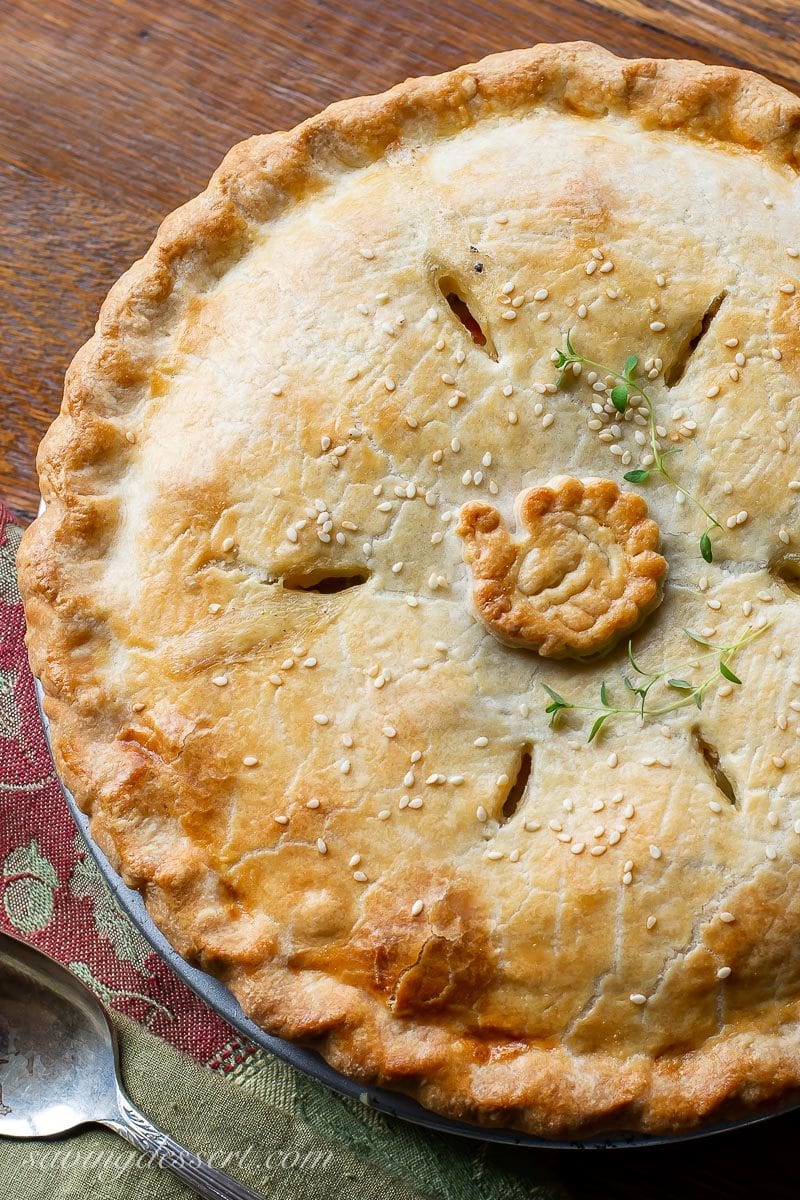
458;476;667;658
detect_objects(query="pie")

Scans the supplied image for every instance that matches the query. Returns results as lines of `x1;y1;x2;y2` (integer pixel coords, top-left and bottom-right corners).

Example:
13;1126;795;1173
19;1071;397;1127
18;41;800;1137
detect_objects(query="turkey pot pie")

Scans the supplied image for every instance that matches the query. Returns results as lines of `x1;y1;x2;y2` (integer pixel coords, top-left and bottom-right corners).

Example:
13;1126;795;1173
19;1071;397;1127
18;42;800;1136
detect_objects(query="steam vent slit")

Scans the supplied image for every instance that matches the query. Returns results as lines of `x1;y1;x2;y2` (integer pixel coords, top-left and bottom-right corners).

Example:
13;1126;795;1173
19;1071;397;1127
770;551;800;596
665;291;727;386
693;728;737;807
438;276;498;359
283;570;369;594
501;747;533;823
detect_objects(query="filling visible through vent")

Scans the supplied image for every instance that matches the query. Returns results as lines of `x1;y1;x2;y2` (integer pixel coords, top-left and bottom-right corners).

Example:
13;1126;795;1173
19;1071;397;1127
283;570;368;594
693;728;737;806
770;550;800;596
665;291;726;387
438;275;497;359
501;748;532;822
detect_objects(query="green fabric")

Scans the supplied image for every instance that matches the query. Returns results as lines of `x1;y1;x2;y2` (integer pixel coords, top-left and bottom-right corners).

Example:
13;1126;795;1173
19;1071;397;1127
0;1011;565;1199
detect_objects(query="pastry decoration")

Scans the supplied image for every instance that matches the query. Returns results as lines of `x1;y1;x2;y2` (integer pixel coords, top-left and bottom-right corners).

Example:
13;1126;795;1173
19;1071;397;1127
458;477;667;657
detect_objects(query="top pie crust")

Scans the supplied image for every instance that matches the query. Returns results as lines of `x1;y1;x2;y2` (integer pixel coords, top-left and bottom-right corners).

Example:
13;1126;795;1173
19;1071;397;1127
17;42;800;1136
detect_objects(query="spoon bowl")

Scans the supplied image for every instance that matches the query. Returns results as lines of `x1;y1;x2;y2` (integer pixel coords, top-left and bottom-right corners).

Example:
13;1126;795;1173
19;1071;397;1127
0;930;262;1199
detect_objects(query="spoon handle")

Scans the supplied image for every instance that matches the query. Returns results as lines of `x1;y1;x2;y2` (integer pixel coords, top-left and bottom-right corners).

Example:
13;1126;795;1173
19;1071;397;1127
103;1093;264;1200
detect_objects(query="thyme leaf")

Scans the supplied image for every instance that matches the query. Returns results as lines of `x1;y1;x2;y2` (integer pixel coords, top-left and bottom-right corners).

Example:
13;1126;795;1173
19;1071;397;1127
553;332;722;562
540;624;767;742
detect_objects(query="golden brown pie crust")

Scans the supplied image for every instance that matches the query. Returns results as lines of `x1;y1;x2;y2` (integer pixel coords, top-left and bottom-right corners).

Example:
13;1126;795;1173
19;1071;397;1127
17;42;800;1136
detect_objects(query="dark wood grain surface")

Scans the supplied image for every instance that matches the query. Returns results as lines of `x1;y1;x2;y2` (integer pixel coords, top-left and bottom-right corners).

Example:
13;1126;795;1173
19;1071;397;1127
2;1;800;1195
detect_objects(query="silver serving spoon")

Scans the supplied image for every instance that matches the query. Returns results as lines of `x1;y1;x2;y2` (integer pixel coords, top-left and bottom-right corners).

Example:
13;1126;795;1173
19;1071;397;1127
0;930;263;1199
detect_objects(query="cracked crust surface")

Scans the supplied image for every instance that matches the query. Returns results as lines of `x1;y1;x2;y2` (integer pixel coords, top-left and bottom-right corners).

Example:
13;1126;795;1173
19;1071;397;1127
16;42;800;1136
458;477;667;657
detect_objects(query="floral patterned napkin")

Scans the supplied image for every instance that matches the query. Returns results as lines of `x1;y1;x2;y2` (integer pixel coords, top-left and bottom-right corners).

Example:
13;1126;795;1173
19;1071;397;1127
0;501;253;1073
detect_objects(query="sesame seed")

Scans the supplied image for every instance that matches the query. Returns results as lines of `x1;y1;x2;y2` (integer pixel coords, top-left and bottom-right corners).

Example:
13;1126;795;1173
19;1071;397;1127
780;282;796;295
486;849;504;860
772;755;786;769
408;797;423;809
585;260;597;275
646;915;657;929
719;911;735;924
571;842;586;855
629;994;647;1006
269;674;283;687
303;658;317;668
211;674;229;687
208;603;222;614
274;814;289;825
716;966;732;980
242;756;259;767
353;870;367;882
650;321;666;332
649;845;662;860
307;797;321;809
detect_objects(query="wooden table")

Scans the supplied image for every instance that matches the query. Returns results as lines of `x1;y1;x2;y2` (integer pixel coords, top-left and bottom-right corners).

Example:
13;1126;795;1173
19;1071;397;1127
2;1;799;1195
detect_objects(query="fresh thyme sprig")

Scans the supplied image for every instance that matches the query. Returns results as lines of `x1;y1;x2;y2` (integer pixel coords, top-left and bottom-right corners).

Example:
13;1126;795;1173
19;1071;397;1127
541;624;768;742
553;331;721;563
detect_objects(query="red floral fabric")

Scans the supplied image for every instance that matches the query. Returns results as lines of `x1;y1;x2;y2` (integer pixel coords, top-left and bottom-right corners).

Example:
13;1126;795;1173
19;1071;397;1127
0;501;254;1071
